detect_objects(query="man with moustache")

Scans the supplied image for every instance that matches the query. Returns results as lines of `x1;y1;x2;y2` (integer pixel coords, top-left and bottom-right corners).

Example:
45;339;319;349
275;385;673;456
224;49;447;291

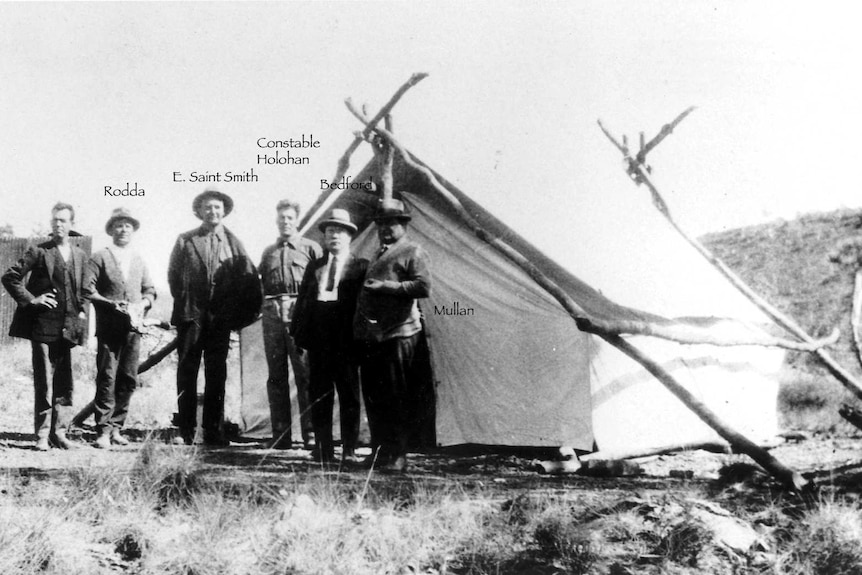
258;199;322;450
291;209;367;463
354;198;431;472
2;202;88;451
168;189;262;446
83;208;156;449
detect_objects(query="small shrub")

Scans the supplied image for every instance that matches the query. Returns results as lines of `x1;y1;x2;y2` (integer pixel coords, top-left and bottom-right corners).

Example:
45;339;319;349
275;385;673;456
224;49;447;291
780;500;862;575
533;508;597;574
656;516;713;567
131;440;202;509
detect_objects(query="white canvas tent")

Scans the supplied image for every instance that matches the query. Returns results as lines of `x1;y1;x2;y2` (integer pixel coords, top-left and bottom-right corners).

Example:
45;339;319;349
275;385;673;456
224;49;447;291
239;153;782;454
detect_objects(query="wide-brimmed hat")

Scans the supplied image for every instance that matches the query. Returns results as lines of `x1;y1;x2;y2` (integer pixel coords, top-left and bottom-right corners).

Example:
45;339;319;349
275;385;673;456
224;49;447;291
192;189;234;218
105;207;141;234
318;208;358;234
373;198;411;222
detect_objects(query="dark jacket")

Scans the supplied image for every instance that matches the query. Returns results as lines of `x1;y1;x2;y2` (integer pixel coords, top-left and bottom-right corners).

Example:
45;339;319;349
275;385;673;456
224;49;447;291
2;239;87;344
353;236;431;342
291;252;368;352
84;247;157;340
167;225;262;331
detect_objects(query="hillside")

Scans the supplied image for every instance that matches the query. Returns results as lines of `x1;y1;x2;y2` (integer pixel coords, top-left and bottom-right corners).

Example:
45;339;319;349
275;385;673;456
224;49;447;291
701;209;862;373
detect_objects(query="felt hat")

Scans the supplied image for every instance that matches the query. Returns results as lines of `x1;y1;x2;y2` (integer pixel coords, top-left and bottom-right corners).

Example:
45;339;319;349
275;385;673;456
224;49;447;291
318;208;358;234
104;207;141;234
373;198;411;222
192;188;234;218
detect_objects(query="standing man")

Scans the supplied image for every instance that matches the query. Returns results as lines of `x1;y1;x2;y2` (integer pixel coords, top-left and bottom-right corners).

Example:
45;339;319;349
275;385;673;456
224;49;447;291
84;208;156;449
2;202;88;451
291;209;367;463
258;200;322;449
168;189;262;446
354;198;431;472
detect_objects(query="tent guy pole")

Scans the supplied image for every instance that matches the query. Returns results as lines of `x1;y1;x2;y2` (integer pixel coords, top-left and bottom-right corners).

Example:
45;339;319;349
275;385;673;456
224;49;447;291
346;106;809;491
597;112;862;402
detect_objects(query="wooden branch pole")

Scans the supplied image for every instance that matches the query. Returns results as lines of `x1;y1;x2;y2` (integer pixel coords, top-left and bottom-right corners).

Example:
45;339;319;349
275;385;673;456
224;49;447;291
298;72;428;230
598;114;862;402
381;114;394;201
602;332;808;491
852;269;862;370
138;337;178;374
347;107;809;491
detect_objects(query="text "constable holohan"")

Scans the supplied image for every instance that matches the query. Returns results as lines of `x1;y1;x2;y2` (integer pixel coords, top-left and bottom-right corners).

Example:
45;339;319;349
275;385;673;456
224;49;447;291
256;135;319;166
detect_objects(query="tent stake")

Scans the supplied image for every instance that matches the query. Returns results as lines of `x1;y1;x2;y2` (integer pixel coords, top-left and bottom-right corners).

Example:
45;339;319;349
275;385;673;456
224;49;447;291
598;113;862;401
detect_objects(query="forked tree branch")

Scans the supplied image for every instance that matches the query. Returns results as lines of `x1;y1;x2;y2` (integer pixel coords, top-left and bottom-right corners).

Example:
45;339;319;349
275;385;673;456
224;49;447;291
598;111;862;402
299;73;428;230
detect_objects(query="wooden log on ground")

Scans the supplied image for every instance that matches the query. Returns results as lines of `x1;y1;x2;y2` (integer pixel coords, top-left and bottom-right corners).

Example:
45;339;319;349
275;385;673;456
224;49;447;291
580;441;733;462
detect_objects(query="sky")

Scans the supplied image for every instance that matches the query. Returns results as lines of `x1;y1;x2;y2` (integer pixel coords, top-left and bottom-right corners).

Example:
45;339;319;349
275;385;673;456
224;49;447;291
2;1;861;315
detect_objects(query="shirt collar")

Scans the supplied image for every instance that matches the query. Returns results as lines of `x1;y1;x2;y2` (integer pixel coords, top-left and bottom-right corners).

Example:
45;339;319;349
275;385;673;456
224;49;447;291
328;250;349;262
278;235;301;248
200;224;226;240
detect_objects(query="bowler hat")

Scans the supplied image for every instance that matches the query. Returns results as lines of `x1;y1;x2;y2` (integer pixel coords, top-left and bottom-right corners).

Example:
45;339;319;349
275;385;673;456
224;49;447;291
373;198;411;222
192;189;234;218
318;208;358;234
105;207;141;234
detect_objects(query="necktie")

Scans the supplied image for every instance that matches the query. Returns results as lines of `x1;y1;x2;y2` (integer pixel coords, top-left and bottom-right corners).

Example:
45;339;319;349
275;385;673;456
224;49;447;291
208;233;219;283
325;259;337;291
377;245;389;259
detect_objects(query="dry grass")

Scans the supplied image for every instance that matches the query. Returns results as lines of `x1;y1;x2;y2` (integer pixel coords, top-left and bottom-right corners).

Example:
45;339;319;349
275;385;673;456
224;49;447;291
778;367;860;434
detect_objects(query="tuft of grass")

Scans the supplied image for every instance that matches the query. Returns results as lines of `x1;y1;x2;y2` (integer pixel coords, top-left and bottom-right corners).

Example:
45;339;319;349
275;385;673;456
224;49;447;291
655;516;713;568
132;440;203;509
533;506;598;574
778;498;862;575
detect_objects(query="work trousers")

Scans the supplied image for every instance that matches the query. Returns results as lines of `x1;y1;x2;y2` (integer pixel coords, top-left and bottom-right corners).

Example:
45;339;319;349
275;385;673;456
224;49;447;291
262;298;312;444
175;320;230;440
359;331;421;459
31;340;75;438
308;349;360;456
94;332;141;432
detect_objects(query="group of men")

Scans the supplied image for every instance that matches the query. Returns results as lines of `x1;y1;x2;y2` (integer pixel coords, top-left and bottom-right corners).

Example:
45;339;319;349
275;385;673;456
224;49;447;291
3;189;431;472
2;203;154;450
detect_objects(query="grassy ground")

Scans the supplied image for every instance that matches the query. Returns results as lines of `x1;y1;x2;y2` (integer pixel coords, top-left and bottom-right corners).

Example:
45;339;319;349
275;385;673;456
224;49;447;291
5;208;862;573
2;335;862;574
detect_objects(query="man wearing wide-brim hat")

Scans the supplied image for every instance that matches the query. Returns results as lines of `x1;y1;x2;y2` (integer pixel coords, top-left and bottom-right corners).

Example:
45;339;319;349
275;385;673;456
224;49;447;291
83;207;156;449
291;208;367;463
353;198;431;472
167;189;262;446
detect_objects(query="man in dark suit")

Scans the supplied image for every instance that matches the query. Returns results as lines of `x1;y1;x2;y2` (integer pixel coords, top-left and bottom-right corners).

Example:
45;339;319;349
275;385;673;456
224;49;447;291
167;189;262;446
291;209;367;463
2;202;88;451
84;207;156;449
354;198;431;472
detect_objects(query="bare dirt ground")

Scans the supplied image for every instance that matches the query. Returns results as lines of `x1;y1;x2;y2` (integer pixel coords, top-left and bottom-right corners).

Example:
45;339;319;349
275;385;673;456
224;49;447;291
2;426;860;500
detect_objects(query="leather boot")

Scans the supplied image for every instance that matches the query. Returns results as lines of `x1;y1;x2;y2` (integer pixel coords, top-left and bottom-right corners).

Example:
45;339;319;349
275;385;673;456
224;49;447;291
35;435;50;451
51;429;81;450
110;429;130;446
93;428;111;449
